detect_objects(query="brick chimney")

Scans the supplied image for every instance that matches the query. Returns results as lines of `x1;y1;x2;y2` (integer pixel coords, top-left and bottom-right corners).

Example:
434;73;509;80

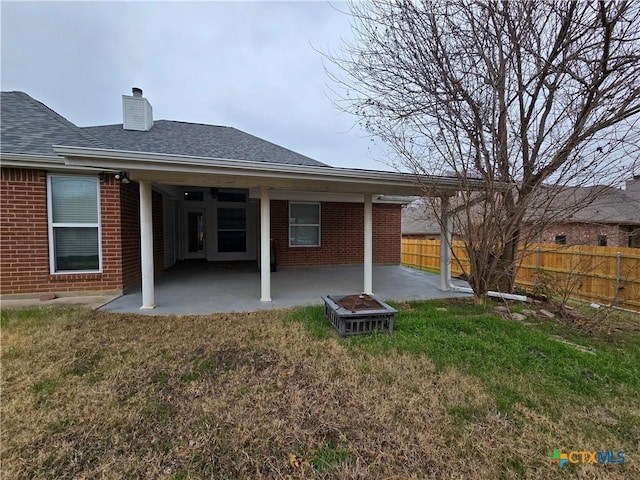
122;87;153;131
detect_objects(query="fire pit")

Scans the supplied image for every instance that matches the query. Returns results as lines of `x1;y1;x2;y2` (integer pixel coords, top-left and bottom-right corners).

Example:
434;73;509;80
322;294;397;337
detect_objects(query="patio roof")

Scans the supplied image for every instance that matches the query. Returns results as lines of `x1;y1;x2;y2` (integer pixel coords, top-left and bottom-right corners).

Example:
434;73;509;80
52;145;488;196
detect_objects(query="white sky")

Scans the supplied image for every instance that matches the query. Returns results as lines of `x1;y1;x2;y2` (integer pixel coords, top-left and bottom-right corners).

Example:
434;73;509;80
1;0;392;170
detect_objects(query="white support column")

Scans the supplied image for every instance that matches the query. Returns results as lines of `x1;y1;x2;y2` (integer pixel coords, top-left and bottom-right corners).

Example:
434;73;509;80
260;187;271;302
139;181;156;309
439;195;453;291
364;193;373;295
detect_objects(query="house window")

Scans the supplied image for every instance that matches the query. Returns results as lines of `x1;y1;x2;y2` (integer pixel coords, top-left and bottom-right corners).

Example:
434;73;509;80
555;234;566;245
597;235;607;246
48;175;101;273
289;202;320;247
216;191;246;202
628;227;640;248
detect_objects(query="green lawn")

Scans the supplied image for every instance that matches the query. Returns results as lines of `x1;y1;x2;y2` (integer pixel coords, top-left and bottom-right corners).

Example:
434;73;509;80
2;300;638;479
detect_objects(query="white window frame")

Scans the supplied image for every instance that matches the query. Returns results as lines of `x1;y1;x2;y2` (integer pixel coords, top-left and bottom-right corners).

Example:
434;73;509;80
47;174;102;274
289;201;321;247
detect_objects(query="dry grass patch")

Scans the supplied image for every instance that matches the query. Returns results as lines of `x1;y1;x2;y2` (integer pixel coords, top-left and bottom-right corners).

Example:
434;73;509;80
1;301;638;479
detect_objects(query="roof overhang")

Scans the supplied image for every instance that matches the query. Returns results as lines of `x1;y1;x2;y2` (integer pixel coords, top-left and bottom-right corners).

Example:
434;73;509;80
52;145;488;196
0;152;107;173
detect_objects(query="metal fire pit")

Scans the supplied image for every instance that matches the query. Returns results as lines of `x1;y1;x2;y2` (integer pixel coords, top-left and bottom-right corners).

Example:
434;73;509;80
322;294;397;338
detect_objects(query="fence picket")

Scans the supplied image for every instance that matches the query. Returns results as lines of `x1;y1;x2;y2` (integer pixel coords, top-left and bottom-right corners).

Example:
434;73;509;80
401;239;640;312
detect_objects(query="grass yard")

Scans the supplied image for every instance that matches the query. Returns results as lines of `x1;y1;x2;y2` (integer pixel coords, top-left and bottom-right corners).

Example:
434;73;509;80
1;299;639;479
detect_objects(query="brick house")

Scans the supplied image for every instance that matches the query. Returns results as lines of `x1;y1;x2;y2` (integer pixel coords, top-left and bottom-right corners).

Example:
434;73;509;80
402;179;640;248
1;89;472;308
530;180;640;248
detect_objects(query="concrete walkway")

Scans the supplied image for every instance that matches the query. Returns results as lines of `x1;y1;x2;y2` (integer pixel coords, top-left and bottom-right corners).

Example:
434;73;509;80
1;293;120;310
100;262;471;315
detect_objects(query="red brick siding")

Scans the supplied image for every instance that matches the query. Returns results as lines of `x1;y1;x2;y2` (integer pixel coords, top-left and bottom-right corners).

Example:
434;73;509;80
0;168;165;296
0;168;122;295
153;190;164;275
373;204;402;263
533;223;630;247
120;183;165;290
271;201;401;266
120;182;141;289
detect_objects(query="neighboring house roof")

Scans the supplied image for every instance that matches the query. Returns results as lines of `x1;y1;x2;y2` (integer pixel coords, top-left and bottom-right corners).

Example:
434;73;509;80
0;91;106;156
403;180;640;236
82;121;329;168
533;184;640;225
402;199;443;236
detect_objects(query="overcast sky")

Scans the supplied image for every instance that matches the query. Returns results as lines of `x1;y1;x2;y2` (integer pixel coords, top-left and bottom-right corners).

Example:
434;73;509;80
1;1;392;170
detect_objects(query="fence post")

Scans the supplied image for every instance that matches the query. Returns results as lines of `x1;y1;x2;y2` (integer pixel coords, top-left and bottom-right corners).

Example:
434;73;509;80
534;247;540;289
614;252;621;306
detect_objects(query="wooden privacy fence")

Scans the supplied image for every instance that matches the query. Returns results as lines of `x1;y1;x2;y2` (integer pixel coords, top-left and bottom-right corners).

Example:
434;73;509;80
401;239;640;312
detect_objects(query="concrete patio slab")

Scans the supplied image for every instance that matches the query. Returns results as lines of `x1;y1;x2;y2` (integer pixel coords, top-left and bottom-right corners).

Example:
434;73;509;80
1;293;120;310
100;262;471;315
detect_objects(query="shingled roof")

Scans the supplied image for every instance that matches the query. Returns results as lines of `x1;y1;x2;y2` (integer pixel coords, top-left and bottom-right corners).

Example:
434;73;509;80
402;198;443;236
0;91;106;156
545;184;640;225
82;121;329;167
1;91;329;168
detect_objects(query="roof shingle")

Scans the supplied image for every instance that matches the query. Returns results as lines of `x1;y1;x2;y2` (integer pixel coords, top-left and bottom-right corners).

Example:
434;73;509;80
83;121;328;167
1;91;329;168
0;91;105;156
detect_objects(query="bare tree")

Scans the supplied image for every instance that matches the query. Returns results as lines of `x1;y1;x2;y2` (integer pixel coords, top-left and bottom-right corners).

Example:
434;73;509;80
329;0;640;303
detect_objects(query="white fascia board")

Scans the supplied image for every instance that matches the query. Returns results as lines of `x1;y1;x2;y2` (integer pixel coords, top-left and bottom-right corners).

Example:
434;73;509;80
52;145;486;194
0;152;109;173
248;190;415;204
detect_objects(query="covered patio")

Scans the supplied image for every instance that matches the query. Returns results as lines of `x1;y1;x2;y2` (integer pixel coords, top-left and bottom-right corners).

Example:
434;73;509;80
55;146;486;312
100;262;471;315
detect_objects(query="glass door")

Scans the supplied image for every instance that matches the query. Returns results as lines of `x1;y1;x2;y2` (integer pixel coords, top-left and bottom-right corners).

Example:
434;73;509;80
184;209;205;258
217;207;246;253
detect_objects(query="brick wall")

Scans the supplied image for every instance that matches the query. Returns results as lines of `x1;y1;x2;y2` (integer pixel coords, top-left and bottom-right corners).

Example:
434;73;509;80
0;168;165;296
120;182;141;290
0;168;123;295
120;183;165;291
271;201;401;267
153;190;164;275
533;222;629;247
